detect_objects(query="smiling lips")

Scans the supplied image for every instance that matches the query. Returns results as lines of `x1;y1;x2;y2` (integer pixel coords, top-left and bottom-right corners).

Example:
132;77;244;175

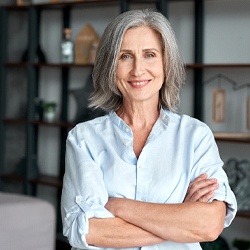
129;80;151;87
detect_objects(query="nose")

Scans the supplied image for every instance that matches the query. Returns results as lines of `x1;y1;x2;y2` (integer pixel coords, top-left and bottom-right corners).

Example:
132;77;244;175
130;57;145;77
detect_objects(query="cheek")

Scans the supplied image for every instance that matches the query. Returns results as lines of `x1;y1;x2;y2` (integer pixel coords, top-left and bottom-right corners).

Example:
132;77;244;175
150;59;164;77
154;66;165;82
116;62;126;77
116;77;126;94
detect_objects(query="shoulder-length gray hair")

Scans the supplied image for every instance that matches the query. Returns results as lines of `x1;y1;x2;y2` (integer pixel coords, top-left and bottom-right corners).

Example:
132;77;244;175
89;9;186;112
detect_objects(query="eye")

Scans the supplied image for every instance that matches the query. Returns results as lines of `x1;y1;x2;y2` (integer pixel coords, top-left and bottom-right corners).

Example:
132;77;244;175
145;53;155;58
120;54;132;60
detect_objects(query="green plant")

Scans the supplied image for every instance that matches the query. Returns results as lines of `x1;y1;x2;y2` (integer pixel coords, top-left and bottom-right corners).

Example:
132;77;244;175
43;102;57;112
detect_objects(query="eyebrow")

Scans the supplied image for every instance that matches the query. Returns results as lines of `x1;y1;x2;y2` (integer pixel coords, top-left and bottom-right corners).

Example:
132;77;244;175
120;48;161;53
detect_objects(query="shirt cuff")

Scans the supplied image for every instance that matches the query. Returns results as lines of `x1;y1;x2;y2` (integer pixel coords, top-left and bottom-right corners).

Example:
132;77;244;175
209;183;237;228
75;195;114;219
65;196;114;249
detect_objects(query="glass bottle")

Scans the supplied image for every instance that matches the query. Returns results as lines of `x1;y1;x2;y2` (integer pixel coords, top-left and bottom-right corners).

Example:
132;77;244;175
61;28;74;63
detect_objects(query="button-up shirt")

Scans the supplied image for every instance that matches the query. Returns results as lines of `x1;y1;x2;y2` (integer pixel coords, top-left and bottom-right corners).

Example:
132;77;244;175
61;108;237;250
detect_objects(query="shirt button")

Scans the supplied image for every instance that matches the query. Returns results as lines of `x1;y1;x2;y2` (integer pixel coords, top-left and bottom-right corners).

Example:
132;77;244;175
125;128;130;133
123;140;130;146
75;196;83;204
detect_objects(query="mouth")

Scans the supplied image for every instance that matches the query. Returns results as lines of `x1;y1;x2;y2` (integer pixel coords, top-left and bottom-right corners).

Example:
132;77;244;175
129;80;150;87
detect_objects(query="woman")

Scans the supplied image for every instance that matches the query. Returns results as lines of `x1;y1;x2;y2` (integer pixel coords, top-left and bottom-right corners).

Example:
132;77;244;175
61;9;237;250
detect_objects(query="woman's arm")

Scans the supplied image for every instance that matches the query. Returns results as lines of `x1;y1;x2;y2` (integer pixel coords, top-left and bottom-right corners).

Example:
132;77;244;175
103;163;227;244
87;217;165;248
105;198;226;243
85;174;220;248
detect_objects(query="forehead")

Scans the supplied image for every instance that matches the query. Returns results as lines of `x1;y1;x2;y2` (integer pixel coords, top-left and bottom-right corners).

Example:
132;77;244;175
121;26;162;48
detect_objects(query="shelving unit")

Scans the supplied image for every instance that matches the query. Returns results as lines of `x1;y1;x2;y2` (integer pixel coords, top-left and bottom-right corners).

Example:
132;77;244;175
0;0;249;248
0;1;175;188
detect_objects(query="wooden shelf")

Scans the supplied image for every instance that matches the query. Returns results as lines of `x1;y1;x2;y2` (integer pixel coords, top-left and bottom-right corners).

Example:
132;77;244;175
2;118;74;128
34;63;93;68
0;173;24;182
186;63;250;69
237;210;250;219
3;62;93;68
13;0;120;10
1;173;62;188
3;118;26;124
30;174;62;188
1;4;29;10
32;120;75;128
3;62;28;68
214;132;250;143
0;173;62;188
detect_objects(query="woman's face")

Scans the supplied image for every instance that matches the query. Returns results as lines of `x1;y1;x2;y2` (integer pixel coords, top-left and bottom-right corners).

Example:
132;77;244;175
116;26;164;106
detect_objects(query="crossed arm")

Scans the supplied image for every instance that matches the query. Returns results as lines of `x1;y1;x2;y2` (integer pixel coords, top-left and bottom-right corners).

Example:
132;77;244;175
86;174;226;248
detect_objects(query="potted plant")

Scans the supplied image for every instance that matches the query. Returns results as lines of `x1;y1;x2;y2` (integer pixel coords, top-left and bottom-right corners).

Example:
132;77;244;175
43;102;57;122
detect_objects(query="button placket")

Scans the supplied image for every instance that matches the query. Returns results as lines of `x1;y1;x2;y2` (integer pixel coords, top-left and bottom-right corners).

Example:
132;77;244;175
135;158;148;202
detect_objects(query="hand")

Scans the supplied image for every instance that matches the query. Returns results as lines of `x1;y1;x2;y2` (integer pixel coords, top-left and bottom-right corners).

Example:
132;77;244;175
184;174;219;203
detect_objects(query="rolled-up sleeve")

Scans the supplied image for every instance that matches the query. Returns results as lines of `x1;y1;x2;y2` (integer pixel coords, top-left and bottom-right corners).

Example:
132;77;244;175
212;182;238;227
192;124;237;228
61;126;114;249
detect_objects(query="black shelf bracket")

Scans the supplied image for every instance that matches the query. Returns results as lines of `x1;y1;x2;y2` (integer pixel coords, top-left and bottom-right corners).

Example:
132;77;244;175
120;0;129;13
193;0;204;121
0;7;8;191
156;0;168;18
25;6;40;195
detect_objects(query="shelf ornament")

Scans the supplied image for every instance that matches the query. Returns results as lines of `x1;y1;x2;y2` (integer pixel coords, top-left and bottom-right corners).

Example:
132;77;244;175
224;158;250;211
212;88;226;123
205;74;233;123
205;74;250;130
75;23;100;65
43;102;57;122
233;82;250;130
17;0;30;5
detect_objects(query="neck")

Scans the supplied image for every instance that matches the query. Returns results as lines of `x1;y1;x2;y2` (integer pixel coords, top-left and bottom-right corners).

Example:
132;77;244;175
116;102;160;130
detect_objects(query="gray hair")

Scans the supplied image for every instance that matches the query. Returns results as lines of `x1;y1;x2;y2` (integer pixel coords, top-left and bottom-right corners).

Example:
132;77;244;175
89;9;186;112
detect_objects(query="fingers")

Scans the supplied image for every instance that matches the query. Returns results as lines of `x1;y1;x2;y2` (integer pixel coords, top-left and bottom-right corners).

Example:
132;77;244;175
197;190;215;203
184;174;219;203
188;182;218;202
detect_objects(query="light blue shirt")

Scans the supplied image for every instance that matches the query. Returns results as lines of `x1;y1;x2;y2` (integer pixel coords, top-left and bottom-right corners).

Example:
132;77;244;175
61;108;237;250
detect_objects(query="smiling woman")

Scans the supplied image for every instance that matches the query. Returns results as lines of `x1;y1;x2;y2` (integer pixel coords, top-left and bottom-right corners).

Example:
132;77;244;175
61;9;237;250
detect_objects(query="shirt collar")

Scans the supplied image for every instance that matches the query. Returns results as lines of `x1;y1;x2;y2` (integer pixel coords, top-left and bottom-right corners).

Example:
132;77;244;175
159;106;170;127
